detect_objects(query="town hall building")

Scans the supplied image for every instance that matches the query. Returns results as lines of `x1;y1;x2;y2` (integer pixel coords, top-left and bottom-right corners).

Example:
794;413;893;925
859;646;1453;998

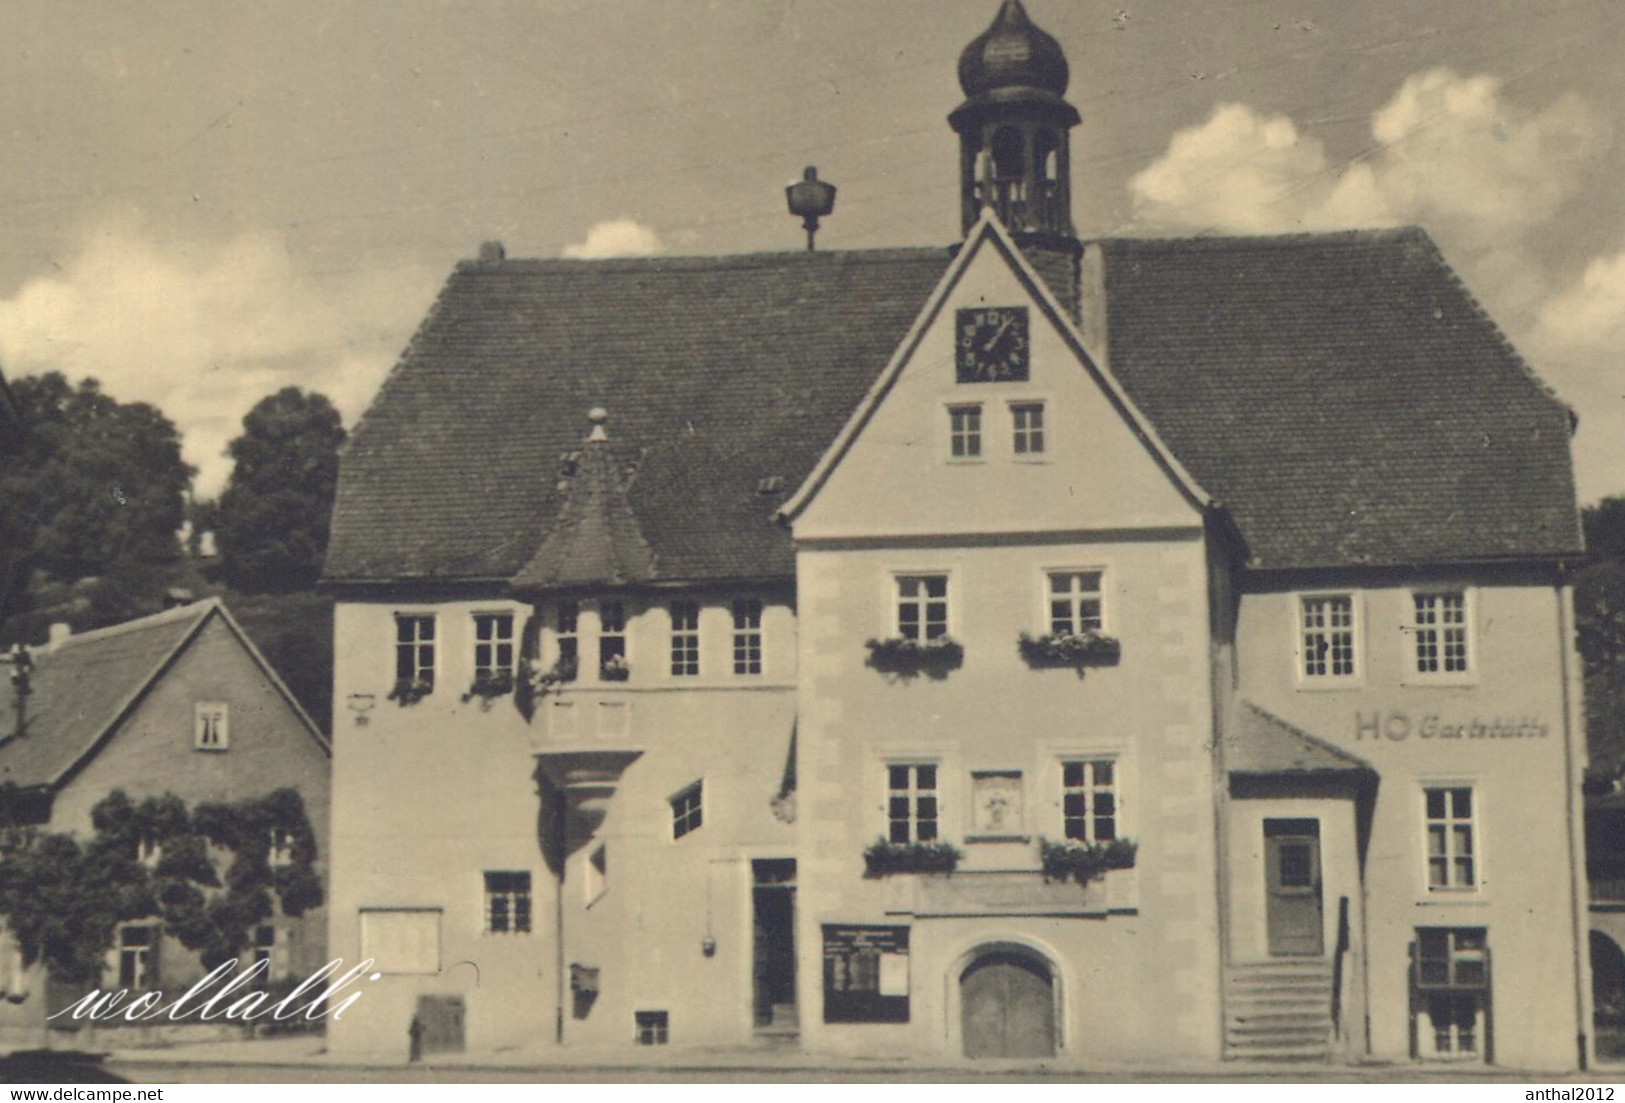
321;0;1593;1069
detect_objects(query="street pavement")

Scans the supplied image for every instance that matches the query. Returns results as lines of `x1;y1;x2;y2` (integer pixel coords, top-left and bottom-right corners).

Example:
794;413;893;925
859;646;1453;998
5;1035;1611;1084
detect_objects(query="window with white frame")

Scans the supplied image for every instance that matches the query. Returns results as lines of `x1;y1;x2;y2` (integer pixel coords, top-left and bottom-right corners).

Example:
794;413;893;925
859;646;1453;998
251;923;282;978
895;575;948;641
599;601;627;674
1424;787;1477;891
117;924;159;989
555;601;580;679
1012;402;1045;456
1413;592;1470;676
887;764;939;843
948;404;982;459
669;601;700;677
732;599;763;675
472;613;515;679
1061;759;1117;842
484;871;532;934
671;781;703;839
1048;571;1104;634
395;614;436;689
194;702;228;751
1300;595;1356;679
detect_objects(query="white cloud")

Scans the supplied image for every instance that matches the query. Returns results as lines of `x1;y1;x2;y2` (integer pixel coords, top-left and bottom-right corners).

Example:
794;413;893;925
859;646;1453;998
1128;68;1625;500
1131;69;1608;243
0;218;440;497
562;218;664;259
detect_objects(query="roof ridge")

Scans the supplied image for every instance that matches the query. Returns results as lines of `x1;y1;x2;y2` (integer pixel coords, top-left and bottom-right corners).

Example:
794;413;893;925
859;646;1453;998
39;598;218;655
457;245;952;273
1239;699;1374;771
1092;225;1428;251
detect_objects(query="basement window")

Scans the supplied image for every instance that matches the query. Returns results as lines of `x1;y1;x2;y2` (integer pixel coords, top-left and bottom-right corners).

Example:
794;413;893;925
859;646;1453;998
635;1010;669;1045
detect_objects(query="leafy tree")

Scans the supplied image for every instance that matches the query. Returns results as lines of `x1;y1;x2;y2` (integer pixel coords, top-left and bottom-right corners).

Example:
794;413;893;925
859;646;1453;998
216;388;346;593
0;374;192;630
0;788;322;981
1579;497;1625;780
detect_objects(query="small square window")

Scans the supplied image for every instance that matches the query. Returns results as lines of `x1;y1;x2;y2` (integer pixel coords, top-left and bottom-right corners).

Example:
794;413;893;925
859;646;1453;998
1048;571;1104;634
484;871;532;934
671;782;703;839
948;404;982;459
194;702;229;751
635;1010;669;1045
1012;402;1045;455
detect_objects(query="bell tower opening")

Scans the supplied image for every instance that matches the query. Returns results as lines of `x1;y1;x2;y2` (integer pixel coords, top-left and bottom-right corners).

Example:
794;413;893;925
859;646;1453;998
950;1;1081;249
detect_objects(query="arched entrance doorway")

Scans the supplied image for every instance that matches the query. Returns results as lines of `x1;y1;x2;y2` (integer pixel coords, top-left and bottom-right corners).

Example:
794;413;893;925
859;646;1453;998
960;949;1057;1058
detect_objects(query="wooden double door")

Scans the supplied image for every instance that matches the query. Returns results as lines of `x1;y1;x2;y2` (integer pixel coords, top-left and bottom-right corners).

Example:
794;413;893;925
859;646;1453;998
961;951;1056;1059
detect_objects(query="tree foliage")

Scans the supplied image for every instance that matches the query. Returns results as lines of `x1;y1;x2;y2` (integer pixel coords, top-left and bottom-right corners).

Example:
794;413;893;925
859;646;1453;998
1578;497;1625;779
0;788;322;982
217;388;346;593
0;374;192;629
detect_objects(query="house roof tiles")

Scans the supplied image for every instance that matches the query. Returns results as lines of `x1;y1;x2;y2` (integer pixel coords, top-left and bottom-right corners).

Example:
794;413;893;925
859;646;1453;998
1227;700;1375;777
324;224;1582;586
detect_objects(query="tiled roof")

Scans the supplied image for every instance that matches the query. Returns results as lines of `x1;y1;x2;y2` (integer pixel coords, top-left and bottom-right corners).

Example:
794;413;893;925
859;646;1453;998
0;602;211;789
1227;701;1374;776
1098;228;1582;568
512;433;656;589
324;247;954;583
326;225;1582;585
0;600;326;791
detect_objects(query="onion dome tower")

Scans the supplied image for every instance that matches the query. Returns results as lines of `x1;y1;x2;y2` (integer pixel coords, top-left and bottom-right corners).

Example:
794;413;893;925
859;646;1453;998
950;0;1080;253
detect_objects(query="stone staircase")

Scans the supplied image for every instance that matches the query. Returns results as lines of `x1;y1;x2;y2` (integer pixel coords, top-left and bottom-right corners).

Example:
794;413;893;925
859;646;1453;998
1224;959;1335;1062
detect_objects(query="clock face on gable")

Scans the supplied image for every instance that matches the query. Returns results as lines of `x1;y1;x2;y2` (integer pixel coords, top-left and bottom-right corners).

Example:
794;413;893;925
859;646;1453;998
956;306;1030;383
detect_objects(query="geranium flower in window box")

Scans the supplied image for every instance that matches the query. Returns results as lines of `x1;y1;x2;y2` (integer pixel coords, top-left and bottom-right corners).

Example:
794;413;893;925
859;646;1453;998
600;654;631;681
522;654;578;697
1038;836;1137;886
462;669;516;705
1017;630;1121;670
387;677;433;706
863;837;963;877
864;635;964;677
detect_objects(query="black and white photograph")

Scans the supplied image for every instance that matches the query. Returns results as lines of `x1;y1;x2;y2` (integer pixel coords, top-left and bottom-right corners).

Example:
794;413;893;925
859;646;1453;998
2;0;1625;1088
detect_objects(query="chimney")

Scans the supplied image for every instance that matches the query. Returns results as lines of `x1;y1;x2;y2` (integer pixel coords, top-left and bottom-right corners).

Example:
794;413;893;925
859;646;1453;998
47;622;71;649
479;240;507;262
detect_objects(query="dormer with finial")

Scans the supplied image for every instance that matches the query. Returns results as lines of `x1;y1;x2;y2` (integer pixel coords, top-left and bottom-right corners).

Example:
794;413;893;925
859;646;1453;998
950;0;1080;247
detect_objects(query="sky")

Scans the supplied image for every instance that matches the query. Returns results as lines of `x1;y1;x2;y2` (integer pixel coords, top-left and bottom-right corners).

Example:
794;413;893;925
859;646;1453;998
0;0;1623;503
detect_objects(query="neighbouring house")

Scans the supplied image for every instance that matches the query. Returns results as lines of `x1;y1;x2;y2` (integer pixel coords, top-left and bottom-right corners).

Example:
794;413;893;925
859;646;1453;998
0;598;331;1040
320;0;1592;1068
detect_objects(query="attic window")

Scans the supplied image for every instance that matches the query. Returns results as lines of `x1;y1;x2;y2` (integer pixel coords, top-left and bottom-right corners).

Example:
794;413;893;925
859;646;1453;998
195;702;229;751
756;476;785;495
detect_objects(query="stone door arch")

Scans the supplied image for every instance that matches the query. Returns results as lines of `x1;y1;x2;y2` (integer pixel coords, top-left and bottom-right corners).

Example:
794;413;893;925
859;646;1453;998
959;946;1058;1059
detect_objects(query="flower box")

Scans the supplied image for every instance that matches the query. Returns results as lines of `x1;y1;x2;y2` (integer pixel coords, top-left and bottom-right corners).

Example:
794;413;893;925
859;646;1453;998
1038;837;1137;886
1017;631;1121;670
864;635;964;677
462;669;515;703
600;655;630;681
863;837;963;876
387;678;433;706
